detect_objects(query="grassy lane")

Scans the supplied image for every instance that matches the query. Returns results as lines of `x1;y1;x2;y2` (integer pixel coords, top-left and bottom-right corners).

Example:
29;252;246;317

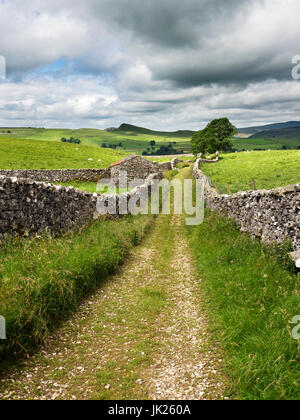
0;203;225;400
1;164;298;400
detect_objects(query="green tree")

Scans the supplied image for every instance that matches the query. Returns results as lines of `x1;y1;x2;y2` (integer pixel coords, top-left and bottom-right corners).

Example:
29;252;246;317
191;118;237;155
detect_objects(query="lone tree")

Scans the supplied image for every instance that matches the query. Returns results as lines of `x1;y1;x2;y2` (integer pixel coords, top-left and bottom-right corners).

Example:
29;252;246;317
191;118;237;155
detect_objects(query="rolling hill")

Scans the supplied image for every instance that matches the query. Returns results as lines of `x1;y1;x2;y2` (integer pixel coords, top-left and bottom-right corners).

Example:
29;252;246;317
237;121;300;136
233;121;300;150
0;124;192;155
112;123;195;138
249;126;300;140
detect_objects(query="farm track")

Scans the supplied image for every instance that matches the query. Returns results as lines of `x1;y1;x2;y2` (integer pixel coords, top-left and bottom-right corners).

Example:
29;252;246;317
0;204;225;400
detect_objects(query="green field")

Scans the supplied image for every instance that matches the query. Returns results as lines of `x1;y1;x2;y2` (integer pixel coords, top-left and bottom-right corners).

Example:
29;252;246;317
0;137;127;169
232;137;300;151
3;125;300;161
0;126;191;155
201;150;300;193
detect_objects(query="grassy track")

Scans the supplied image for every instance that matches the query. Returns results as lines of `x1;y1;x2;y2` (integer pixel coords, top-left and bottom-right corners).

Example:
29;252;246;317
0;169;225;400
201;150;300;193
1;166;299;400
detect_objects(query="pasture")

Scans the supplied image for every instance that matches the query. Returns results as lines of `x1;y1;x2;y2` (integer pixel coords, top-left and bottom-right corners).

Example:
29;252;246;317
201;150;300;193
0;137;127;169
232;137;300;151
0;126;191;155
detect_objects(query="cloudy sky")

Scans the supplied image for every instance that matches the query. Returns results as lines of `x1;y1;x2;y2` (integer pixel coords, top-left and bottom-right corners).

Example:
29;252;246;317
0;0;300;130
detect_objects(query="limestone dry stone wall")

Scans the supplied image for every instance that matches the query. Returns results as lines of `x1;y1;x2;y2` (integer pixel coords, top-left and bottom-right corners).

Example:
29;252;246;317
0;169;105;183
97;172;162;214
0;176;98;241
193;159;300;251
0;172;162;241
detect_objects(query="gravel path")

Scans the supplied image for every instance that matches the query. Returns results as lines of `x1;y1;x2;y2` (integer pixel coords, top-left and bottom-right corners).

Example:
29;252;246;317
143;217;224;400
0;214;225;400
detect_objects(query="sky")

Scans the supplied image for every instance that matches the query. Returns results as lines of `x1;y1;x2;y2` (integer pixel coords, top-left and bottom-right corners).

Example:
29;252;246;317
1;0;300;130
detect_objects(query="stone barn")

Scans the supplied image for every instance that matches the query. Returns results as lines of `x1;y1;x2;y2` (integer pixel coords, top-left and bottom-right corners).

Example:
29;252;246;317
109;154;160;186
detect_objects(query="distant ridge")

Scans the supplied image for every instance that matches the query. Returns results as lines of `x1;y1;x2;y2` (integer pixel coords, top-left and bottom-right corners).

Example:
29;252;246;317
110;123;195;138
238;121;300;135
105;121;300;142
249;126;300;141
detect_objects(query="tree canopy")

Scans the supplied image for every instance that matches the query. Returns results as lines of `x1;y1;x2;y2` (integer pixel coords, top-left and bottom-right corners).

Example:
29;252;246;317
191;118;237;155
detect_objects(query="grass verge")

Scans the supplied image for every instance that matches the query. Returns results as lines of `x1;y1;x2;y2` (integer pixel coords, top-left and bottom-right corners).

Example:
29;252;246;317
186;210;300;400
0;214;154;365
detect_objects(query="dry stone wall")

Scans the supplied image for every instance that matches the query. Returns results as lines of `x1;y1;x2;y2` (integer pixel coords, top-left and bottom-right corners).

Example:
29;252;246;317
0;169;105;183
97;172;162;214
0;172;162;241
0;176;98;240
193;159;300;251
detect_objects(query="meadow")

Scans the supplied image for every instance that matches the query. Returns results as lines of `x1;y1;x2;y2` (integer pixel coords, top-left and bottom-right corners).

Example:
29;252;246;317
201;150;300;193
232;137;300;151
0;137;127;169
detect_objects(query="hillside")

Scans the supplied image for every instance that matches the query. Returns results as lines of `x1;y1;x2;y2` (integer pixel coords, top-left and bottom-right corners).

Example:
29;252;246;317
249;126;300;140
0;126;192;155
237;121;300;136
232;136;300;151
114;123;195;138
0;137;127;169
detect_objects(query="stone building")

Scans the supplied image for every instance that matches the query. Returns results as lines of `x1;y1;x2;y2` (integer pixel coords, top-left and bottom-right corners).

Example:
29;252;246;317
109;155;160;186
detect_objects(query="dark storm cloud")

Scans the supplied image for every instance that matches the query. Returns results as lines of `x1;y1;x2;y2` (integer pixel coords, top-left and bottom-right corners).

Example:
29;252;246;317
96;0;251;49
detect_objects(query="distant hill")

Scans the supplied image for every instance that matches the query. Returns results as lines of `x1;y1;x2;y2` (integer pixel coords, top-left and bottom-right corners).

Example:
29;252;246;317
238;121;300;136
249;126;300;140
113;123;195;138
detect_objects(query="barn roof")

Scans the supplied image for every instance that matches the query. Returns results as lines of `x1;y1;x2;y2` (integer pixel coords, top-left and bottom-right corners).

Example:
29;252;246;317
109;154;144;168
